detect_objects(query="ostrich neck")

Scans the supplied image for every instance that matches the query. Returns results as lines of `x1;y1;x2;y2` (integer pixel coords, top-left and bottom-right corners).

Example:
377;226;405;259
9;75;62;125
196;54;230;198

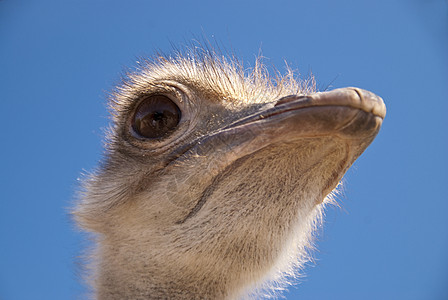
96;241;242;300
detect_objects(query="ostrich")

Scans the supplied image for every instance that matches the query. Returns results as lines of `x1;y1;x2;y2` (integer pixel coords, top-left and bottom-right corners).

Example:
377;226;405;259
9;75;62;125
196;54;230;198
74;47;385;299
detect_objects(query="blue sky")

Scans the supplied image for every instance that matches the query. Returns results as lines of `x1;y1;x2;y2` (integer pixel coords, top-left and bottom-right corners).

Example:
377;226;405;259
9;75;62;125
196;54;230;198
1;0;447;299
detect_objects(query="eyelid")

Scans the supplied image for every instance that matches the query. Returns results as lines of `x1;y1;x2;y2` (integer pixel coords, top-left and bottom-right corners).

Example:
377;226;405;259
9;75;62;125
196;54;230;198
121;86;195;153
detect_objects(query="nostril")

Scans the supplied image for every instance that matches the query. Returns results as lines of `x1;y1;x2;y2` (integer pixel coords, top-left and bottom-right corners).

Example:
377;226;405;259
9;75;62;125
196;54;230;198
274;95;308;107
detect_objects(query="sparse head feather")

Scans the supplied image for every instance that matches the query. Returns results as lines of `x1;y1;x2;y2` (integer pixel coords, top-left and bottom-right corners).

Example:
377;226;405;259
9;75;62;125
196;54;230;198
109;46;315;121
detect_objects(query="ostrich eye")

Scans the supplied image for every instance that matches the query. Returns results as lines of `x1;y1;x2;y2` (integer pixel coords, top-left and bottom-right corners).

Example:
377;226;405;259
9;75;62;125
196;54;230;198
132;95;181;139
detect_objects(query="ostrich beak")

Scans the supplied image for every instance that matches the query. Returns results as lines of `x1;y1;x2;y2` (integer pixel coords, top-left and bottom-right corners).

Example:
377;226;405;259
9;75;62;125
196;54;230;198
188;87;385;162
224;87;385;142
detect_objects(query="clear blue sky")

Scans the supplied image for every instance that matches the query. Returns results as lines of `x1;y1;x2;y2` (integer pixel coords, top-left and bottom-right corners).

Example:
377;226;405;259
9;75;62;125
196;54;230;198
1;1;447;299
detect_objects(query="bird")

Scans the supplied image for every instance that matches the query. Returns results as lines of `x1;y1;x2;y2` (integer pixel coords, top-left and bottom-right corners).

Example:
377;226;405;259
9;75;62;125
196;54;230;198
74;45;386;299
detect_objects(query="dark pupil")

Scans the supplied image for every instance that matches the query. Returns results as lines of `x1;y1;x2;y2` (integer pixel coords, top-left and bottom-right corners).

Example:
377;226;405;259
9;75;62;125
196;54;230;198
132;95;181;139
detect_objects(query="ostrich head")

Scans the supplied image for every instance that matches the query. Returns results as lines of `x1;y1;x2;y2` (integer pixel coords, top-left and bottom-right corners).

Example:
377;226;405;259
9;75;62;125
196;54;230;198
74;47;385;299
